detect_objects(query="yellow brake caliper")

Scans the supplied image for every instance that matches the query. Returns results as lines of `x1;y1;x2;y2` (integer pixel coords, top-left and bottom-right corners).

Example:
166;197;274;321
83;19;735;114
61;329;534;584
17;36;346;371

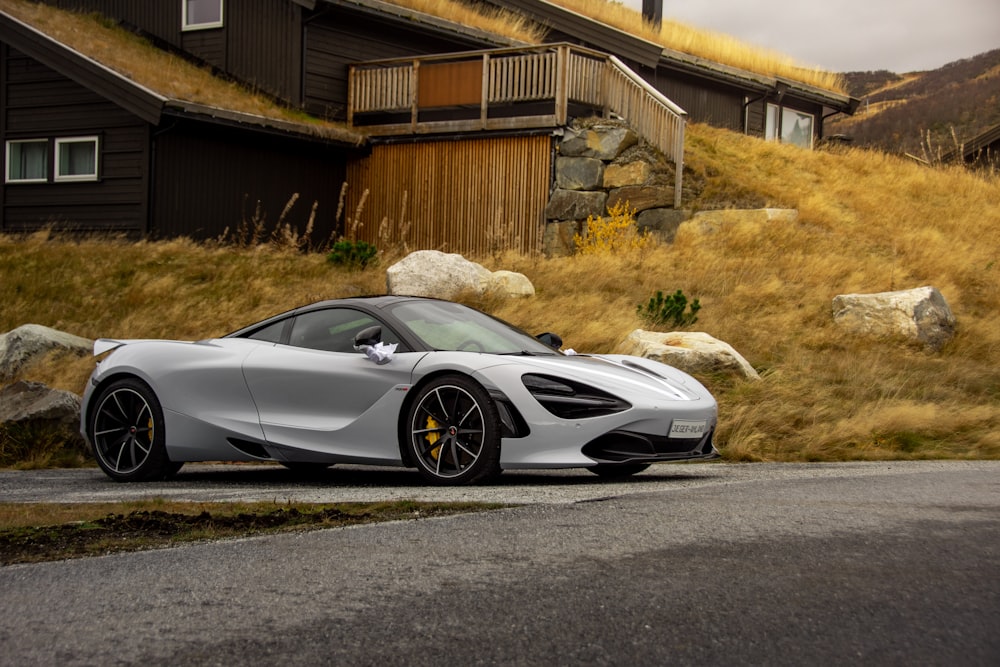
425;416;442;460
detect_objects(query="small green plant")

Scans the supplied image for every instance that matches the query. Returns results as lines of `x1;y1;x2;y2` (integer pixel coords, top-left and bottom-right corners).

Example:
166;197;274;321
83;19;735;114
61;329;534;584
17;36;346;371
326;240;377;268
637;289;701;329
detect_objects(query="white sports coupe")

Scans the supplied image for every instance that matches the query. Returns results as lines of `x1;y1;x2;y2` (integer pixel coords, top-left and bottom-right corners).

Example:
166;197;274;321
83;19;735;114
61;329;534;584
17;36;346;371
81;296;718;485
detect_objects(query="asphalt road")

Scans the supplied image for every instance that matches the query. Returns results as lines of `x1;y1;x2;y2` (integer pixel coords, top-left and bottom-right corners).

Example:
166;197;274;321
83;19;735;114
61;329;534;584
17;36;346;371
1;461;998;666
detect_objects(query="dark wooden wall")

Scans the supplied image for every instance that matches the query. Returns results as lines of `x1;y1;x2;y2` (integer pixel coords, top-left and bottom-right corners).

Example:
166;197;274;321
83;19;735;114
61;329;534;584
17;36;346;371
0;45;149;233
151;121;348;243
42;0;303;102
654;69;746;132
302;9;494;121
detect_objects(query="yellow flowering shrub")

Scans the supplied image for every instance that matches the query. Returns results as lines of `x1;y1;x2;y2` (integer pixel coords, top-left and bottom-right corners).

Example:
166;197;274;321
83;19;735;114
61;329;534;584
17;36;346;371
573;201;651;254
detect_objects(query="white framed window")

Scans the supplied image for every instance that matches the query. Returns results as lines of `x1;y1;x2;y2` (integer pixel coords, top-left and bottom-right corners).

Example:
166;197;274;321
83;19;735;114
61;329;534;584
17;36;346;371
54;136;99;182
781;108;813;149
5;139;48;183
183;0;224;30
765;103;779;142
764;103;814;149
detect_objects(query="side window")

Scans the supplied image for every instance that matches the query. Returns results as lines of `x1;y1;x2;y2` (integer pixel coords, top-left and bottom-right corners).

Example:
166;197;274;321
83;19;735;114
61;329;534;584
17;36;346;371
54;137;99;182
245;319;288;343
183;0;224;30
6;140;48;183
289;309;402;353
764;103;814;149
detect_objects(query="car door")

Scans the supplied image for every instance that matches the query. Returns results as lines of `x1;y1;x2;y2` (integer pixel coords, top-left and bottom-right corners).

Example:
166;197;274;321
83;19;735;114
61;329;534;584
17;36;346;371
241;307;424;462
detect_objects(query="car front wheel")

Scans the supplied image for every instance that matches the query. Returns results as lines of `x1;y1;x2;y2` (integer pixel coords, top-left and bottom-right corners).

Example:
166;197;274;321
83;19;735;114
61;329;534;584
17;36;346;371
89;378;175;482
406;375;501;485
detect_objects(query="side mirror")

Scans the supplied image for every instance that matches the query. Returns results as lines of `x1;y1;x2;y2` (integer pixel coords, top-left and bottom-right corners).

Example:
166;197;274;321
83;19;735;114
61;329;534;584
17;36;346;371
535;332;563;349
354;325;382;348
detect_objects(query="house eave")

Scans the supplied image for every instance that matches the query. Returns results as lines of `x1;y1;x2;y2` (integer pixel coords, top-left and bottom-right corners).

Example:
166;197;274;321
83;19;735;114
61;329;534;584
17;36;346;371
0;10;166;125
658;46;858;114
163;101;366;146
483;0;664;68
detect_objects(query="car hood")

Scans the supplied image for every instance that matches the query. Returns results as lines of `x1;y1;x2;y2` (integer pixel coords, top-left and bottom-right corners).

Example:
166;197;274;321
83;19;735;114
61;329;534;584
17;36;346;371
477;352;709;402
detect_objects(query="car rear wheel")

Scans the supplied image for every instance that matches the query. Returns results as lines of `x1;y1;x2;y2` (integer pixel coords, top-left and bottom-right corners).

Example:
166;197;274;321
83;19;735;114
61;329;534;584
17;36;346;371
89;378;175;482
406;375;501;485
588;463;651;478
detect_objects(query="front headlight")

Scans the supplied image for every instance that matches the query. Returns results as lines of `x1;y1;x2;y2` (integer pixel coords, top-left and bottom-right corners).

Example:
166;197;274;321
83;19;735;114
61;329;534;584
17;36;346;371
522;374;631;419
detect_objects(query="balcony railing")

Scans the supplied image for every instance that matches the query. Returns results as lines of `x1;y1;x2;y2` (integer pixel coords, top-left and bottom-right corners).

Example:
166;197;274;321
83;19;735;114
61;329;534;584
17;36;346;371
348;44;686;207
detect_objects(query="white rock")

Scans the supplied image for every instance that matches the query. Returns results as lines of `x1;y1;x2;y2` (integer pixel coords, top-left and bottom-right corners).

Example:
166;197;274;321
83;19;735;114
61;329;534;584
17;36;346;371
386;250;534;299
487;270;535;298
832;286;956;352
0;324;92;382
616;330;760;380
386;250;492;299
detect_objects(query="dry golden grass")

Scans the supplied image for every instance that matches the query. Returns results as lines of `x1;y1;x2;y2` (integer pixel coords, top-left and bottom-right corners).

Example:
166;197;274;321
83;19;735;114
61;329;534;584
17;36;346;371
0;0;361;142
383;0;845;93
388;0;548;44
538;0;845;93
2;124;998;462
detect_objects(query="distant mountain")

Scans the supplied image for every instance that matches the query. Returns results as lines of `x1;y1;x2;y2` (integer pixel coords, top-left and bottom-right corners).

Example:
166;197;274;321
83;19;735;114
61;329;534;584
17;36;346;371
827;49;1000;161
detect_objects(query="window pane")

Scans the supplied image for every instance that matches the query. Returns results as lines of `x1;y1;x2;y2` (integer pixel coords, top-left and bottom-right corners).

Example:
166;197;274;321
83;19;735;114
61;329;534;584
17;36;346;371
289;309;401;353
55;138;98;180
765;104;779;141
781;108;813;149
7;141;47;181
185;0;222;26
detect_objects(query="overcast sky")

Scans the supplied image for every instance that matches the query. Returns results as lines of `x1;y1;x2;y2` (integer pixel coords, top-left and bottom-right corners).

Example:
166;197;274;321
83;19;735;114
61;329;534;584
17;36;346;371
621;0;1000;73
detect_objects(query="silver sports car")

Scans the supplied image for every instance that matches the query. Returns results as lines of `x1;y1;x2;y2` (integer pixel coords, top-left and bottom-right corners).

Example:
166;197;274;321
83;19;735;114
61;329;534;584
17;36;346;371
80;296;718;485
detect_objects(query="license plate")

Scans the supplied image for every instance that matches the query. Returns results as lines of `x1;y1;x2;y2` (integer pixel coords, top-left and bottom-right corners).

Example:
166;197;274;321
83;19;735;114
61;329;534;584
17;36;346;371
669;419;707;439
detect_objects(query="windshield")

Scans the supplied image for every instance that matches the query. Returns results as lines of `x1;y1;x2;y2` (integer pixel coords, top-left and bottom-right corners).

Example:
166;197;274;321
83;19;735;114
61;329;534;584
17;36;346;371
388;301;560;355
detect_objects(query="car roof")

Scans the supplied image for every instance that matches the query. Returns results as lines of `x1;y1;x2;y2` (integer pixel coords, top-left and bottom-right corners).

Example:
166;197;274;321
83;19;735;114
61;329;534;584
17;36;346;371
223;295;448;338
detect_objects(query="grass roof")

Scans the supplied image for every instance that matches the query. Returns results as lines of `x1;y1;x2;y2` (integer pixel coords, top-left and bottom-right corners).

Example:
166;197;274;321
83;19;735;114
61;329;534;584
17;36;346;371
0;0;364;143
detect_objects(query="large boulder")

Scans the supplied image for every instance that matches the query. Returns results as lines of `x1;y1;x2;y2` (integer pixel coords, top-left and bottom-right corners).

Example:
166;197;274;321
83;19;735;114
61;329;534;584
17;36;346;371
607;185;674;213
0;324;92;383
617;330;760;380
603;161;651;188
555;156;605;191
832;286;956;352
0;380;83;445
560;124;638;160
386;250;534;299
544;189;607;221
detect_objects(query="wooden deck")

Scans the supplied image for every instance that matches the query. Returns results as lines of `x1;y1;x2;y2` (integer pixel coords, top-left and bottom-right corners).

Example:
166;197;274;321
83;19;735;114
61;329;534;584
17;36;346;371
349;44;686;207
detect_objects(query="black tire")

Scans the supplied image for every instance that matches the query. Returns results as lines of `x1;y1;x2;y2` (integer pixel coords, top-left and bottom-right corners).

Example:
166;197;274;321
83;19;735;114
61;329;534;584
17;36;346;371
406;375;501;485
588;463;651;478
89;377;175;482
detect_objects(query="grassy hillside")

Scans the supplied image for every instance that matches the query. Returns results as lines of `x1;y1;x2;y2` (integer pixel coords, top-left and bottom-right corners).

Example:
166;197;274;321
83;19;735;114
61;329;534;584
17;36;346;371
2;123;997;462
830;49;1000;162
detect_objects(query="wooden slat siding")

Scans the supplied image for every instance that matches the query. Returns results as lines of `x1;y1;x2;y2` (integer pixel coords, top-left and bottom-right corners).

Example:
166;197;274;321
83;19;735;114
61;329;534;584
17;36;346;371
351;44;686;205
490;52;555;102
0;13;164;124
566;51;604;107
304;10;493;122
45;0;301;103
224;0;302;103
151;123;347;242
345;134;552;255
655;71;745;132
1;46;149;233
49;1;182;42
